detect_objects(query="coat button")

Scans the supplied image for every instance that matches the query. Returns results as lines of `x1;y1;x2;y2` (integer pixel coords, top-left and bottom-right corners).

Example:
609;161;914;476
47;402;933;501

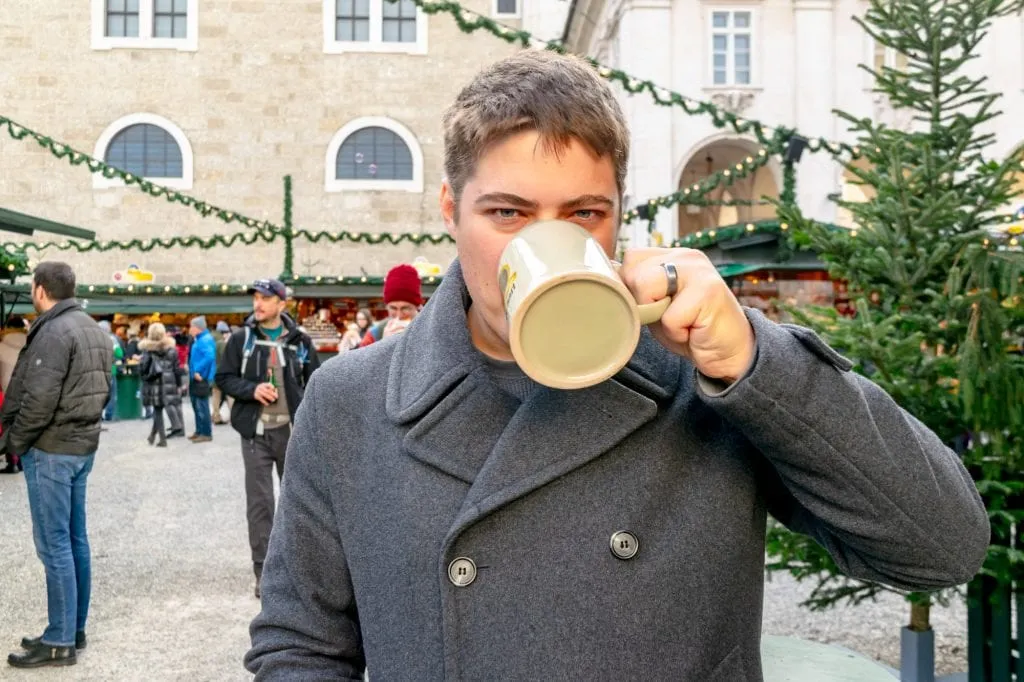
610;531;639;560
448;557;477;587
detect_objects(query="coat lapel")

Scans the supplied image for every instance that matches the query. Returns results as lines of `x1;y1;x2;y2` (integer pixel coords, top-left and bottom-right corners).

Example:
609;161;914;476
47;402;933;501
387;260;684;533
445;330;681;541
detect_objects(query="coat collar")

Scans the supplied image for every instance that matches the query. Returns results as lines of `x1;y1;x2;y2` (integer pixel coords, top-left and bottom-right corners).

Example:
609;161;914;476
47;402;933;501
386;260;684;529
386;259;682;426
26;298;80;345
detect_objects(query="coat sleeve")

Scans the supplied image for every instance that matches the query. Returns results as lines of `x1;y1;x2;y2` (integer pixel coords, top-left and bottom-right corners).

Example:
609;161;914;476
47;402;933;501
8;334;71;456
192;336;217;381
699;310;990;591
215;331;258;401
245;372;365;680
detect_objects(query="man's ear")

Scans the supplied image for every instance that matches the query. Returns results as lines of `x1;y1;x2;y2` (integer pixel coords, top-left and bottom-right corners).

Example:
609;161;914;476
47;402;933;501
440;180;457;237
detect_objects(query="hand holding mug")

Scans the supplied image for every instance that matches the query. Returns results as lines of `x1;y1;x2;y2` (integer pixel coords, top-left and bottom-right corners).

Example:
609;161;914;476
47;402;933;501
619;248;755;384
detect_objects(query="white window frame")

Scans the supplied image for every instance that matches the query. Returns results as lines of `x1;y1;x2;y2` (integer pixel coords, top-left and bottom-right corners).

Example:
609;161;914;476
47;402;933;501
492;0;521;19
322;0;428;55
864;34;908;87
325;117;424;193
91;0;198;51
92;113;194;190
706;7;757;88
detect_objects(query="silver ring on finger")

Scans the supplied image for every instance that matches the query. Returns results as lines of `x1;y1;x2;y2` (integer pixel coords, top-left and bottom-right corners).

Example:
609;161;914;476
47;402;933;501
662;261;679;298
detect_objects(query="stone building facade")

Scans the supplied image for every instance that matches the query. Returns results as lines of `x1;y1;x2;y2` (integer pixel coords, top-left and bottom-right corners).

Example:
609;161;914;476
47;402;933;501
0;0;539;286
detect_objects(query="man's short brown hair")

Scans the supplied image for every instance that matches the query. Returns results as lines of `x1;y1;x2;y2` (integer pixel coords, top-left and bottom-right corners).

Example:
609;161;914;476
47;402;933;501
442;50;629;208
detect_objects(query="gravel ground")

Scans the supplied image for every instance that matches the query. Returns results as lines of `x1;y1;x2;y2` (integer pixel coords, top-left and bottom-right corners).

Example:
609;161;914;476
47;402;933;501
0;410;968;680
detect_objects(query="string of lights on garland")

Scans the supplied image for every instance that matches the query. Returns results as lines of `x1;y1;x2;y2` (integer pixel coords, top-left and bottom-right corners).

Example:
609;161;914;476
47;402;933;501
622;148;777;226
399;0;861;161
0;249;30;279
1;229;278;254
0;225;453;255
291;228;453;245
0;115;287;236
80;273;445;296
672;219;795;249
672;219;1022;252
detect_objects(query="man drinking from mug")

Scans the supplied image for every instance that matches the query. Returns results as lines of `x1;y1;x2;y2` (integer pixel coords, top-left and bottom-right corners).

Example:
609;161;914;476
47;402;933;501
246;51;989;681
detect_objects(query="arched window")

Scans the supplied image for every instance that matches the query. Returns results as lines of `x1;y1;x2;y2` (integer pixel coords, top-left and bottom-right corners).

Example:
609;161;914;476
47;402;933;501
106;124;183;178
93;113;194;189
325;117;423;192
336;127;413;181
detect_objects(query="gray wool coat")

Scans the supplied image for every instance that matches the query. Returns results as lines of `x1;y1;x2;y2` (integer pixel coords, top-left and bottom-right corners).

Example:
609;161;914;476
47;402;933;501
245;261;990;681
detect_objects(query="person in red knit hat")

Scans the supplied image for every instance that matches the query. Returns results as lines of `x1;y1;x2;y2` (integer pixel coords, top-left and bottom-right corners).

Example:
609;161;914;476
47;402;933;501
360;264;423;347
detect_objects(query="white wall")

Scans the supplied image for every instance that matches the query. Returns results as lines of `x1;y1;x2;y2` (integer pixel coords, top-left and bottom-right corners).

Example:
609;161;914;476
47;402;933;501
567;0;1024;244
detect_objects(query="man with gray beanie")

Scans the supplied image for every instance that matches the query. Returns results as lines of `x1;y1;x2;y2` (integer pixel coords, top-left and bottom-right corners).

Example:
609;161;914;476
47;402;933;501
187;316;216;442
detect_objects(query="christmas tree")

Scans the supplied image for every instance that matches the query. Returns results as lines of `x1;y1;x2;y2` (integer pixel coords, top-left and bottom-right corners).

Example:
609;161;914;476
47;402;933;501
770;0;1024;643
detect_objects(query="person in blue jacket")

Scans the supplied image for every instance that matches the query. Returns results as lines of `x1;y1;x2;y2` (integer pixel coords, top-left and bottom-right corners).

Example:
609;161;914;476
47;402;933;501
187;316;217;443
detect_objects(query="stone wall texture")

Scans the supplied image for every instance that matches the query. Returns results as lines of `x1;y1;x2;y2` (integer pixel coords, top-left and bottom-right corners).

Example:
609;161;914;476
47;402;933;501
0;0;520;285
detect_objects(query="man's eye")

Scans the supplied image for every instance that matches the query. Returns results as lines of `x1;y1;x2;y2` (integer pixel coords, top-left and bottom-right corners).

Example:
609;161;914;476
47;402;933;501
575;210;601;220
494;208;521;219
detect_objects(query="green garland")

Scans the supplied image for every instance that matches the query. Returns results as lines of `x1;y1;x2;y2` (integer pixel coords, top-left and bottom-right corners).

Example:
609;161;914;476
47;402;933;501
0;249;30;279
3;229;278;253
623;148;776;225
0;225;453;254
291;229;453;245
0;116;285;236
400;0;860;161
780;161;797;208
281;175;295;279
672;219;792;249
79;273;444;296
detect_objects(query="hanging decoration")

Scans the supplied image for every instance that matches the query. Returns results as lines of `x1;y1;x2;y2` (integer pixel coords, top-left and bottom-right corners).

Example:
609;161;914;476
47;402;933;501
0;116;286;236
622;148;776;226
398;0;860;161
78;273;445;297
0;224;454;255
673;220;794;249
0;249;30;280
2;229;278;254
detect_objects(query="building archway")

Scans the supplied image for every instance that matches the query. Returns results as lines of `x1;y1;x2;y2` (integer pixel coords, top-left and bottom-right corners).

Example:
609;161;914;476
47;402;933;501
676;137;780;237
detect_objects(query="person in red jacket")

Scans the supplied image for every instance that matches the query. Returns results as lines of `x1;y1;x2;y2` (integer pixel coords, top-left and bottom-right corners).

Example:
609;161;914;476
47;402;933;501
359;264;423;347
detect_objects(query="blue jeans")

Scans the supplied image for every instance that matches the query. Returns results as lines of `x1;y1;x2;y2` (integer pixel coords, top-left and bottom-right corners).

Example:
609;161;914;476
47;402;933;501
22;449;95;647
191;393;212;437
103;375;117;421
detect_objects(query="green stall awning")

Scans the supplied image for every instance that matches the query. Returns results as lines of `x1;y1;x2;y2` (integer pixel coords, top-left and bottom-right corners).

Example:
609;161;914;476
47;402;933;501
0;207;97;240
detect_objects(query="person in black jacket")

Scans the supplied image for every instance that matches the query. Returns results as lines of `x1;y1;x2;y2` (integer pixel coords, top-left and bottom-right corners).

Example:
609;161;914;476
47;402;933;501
215;278;320;598
1;262;113;670
139;322;184;448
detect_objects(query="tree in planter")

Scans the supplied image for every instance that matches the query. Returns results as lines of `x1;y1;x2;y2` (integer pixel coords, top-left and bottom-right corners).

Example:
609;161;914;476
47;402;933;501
769;0;1024;664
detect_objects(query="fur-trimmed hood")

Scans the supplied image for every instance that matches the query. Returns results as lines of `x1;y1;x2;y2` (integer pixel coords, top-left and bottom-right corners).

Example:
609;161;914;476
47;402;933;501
139;337;176;352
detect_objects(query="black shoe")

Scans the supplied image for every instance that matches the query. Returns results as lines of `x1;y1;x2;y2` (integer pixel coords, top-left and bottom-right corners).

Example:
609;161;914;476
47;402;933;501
167;429;185;439
8;642;76;668
0;463;19;475
147;433;156;446
156;440;167;448
22;631;86;650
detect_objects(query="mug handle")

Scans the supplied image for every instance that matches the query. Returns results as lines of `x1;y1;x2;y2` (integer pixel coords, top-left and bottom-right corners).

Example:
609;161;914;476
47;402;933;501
610;260;672;326
637;297;671;326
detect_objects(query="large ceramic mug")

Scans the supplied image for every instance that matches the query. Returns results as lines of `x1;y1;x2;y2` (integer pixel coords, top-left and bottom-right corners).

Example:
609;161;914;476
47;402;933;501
498;220;671;390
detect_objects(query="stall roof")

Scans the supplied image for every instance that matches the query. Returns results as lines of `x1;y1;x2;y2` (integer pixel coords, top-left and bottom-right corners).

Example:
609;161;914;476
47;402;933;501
0;207;97;240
